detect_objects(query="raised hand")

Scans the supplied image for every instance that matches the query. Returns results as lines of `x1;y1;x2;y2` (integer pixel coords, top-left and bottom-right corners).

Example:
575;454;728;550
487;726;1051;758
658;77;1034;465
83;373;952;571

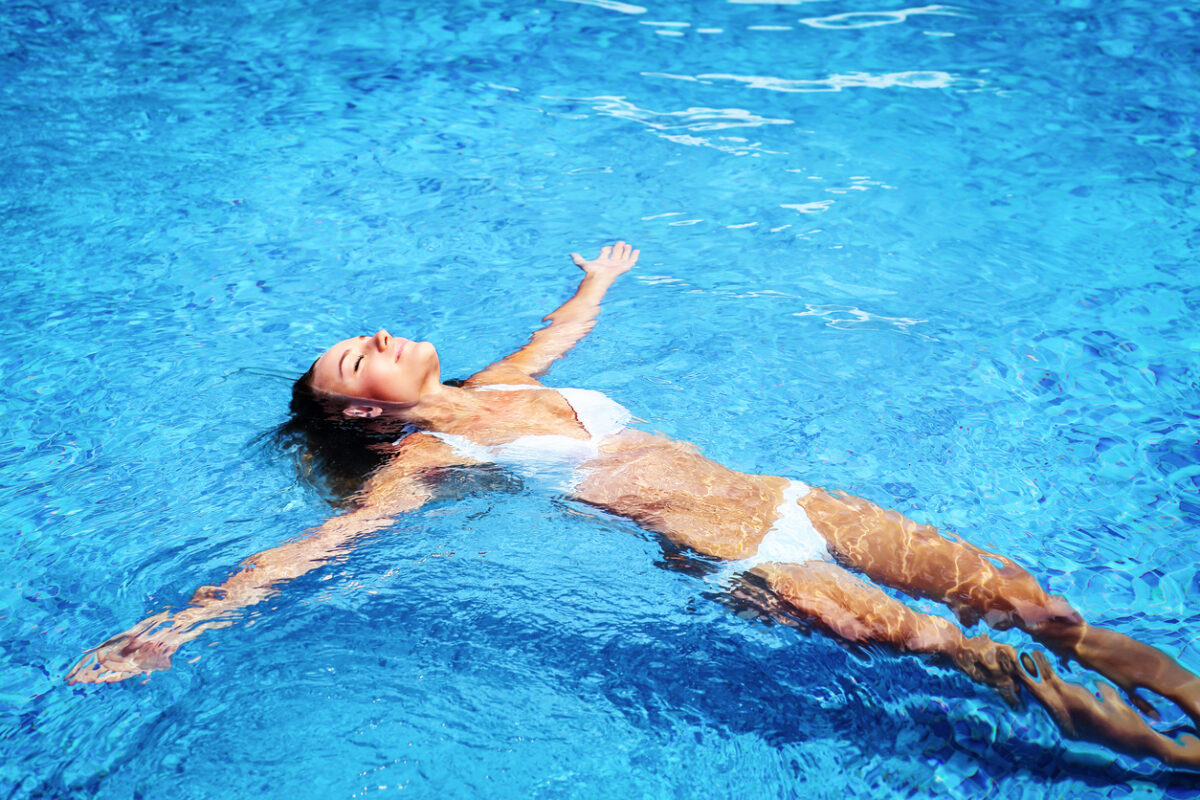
569;240;639;280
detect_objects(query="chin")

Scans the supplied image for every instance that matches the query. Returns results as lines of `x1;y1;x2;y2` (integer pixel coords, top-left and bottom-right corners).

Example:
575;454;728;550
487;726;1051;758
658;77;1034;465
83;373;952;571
414;341;441;384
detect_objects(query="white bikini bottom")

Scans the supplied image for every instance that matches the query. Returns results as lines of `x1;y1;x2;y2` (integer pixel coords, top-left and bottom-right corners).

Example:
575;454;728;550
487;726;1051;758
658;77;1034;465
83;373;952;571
727;480;832;572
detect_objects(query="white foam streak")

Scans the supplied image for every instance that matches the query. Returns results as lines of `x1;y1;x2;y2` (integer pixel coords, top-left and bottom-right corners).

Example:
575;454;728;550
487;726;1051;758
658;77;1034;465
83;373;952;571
698;70;977;92
795;304;928;334
553;0;647;14
542;95;791;154
554;95;792;132
781;200;835;213
800;5;964;29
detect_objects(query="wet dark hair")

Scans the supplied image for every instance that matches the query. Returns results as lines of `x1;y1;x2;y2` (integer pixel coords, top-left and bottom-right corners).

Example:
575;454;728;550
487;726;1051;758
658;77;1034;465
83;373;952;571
276;364;410;504
276;364;468;505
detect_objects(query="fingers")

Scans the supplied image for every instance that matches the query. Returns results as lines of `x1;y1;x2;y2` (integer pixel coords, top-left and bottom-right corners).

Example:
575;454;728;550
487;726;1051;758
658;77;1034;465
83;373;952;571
65;652;98;685
614;241;639;265
571;242;640;268
66;627;176;685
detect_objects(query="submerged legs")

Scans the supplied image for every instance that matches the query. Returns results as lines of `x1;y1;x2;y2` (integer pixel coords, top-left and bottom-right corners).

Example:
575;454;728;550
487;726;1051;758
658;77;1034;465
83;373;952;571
779;488;1200;766
1017;650;1200;768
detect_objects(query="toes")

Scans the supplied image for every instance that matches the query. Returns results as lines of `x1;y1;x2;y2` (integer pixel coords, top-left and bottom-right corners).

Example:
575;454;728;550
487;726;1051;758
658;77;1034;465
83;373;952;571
997;679;1021;709
1126;688;1161;720
996;645;1017;676
1019;651;1042;680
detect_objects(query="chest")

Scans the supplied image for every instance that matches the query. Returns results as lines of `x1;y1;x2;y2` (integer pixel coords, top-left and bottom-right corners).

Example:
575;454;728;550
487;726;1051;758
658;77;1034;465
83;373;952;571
452;389;589;446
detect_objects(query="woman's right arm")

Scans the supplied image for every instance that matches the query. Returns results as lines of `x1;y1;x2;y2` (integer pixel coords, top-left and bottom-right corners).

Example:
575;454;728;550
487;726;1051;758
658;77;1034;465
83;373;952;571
66;434;475;684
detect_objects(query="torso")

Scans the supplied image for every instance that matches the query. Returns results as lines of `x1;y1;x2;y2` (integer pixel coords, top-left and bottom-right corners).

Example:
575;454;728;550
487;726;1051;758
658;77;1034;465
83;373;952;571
573;429;789;560
397;377;790;561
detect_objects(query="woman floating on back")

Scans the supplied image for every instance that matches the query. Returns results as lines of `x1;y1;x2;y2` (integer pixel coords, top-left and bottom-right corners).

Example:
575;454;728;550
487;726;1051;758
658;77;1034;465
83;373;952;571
69;242;1200;768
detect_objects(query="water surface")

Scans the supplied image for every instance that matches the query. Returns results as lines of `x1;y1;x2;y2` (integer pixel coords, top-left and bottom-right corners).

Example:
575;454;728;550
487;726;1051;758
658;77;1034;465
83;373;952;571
2;0;1199;797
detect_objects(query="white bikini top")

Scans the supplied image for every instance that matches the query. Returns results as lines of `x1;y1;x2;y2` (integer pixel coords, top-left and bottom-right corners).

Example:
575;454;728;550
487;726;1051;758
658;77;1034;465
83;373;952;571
428;385;631;490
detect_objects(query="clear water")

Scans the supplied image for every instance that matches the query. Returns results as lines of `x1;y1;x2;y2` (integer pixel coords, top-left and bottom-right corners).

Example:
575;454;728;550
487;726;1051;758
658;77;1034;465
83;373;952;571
2;0;1198;796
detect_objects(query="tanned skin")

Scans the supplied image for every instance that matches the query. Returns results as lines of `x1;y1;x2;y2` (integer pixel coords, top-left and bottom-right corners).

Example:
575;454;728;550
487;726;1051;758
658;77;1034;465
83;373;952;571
69;242;1200;768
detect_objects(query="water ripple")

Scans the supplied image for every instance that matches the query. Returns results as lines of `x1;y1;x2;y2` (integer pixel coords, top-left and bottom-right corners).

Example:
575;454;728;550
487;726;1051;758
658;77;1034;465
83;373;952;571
543;94;792;154
794;303;930;335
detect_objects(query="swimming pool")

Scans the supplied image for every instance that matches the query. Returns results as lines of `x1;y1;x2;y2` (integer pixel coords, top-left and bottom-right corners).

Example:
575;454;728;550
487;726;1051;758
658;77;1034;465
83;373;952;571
2;0;1198;795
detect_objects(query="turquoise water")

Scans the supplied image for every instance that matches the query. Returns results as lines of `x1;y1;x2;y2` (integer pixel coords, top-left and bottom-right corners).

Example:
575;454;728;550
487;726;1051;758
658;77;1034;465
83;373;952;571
2;0;1199;796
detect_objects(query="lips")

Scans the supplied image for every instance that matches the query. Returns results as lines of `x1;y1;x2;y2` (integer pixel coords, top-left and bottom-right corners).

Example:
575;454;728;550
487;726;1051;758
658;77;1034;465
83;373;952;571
394;340;407;361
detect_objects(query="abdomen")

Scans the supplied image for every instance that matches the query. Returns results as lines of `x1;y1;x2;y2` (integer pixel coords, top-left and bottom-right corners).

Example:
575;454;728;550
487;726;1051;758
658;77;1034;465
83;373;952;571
572;430;789;560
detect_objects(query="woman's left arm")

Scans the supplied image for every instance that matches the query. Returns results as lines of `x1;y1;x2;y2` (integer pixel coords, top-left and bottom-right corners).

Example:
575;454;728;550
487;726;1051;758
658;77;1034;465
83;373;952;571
481;242;639;380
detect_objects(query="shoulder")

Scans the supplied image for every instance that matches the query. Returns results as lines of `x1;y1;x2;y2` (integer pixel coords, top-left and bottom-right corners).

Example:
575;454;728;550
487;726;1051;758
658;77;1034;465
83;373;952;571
463;364;545;389
364;431;476;485
353;431;483;513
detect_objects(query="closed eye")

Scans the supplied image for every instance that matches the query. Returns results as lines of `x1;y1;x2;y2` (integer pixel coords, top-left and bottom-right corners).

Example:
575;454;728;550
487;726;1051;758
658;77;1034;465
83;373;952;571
354;355;364;373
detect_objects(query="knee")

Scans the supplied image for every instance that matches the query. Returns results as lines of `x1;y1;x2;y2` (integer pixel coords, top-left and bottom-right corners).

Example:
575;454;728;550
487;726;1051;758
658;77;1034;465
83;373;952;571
1016;594;1085;641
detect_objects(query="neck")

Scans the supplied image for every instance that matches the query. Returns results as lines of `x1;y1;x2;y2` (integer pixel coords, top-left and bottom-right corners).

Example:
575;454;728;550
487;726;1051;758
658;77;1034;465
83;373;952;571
401;383;483;433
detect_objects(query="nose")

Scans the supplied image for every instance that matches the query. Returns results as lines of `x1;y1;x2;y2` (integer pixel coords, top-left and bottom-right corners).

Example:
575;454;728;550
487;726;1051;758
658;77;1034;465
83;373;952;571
373;330;391;351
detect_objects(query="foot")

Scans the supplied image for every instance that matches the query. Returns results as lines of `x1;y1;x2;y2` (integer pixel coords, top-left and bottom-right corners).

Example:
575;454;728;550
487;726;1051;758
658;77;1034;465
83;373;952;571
1040;624;1200;730
950;635;1022;707
1017;650;1200;768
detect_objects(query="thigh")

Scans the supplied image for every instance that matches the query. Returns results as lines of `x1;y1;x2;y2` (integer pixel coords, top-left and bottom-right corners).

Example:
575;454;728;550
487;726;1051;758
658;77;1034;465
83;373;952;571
797;487;1080;633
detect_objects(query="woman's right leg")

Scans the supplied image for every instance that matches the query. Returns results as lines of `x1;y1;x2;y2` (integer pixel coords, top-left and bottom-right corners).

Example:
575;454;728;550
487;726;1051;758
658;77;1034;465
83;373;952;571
746;560;1022;701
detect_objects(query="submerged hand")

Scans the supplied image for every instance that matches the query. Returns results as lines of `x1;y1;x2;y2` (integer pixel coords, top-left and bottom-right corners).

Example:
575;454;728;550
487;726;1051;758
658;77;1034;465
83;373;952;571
67;613;181;684
570;241;639;280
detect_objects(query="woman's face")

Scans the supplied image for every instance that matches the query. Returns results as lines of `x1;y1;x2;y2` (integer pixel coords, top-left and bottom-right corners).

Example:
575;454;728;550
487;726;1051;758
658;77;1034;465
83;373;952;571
311;330;441;405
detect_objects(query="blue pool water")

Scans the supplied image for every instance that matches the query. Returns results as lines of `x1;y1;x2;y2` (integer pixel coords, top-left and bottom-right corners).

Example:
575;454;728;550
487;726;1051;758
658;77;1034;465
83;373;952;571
2;0;1199;796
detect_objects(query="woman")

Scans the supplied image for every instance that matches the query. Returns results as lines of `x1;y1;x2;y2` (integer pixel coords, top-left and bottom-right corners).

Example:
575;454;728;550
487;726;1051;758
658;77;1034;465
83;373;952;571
69;243;1200;767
